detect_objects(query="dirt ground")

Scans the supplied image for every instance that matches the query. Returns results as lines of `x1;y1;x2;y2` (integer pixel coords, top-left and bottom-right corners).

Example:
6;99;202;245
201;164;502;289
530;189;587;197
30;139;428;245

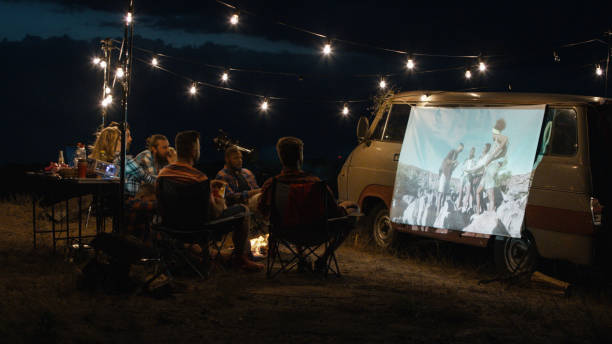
1;196;611;343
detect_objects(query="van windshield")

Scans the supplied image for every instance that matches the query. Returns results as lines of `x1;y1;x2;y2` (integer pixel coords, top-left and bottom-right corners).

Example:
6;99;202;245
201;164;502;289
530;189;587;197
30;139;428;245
382;104;411;142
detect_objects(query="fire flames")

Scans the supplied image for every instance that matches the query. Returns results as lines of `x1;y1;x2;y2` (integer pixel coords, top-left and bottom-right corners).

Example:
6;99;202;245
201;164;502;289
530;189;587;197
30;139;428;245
250;234;269;258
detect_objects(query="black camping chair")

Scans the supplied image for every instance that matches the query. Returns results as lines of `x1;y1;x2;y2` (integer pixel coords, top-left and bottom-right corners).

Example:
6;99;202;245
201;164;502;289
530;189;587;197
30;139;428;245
266;179;358;278
152;177;246;279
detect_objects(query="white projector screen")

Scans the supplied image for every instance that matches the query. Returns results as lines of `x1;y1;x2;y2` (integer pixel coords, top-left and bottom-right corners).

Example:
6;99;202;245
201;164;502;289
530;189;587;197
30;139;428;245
390;105;546;238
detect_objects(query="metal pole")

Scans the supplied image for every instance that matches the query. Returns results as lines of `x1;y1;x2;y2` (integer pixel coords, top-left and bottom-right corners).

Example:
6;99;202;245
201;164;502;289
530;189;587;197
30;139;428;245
605;33;610;98
119;0;134;234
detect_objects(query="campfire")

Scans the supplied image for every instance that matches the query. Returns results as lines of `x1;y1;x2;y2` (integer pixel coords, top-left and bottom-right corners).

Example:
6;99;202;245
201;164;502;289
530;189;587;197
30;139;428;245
250;234;269;258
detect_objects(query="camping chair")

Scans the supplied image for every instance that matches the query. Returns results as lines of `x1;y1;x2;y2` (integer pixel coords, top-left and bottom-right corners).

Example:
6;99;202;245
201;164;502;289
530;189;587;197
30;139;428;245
266;179;357;278
152;178;246;279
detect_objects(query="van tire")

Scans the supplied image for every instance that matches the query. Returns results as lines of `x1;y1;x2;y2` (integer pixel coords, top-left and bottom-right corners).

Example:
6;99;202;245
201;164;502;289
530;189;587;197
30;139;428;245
369;203;398;249
494;230;538;276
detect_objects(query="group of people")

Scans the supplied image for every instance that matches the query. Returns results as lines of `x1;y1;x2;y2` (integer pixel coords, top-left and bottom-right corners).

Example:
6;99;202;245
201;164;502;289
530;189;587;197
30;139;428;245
437;118;509;214
89;122;358;273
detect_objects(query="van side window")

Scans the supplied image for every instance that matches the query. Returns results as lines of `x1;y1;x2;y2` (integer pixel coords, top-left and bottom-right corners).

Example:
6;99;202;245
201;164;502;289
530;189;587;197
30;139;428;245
550;109;577;156
371;106;390;140
382;104;411;142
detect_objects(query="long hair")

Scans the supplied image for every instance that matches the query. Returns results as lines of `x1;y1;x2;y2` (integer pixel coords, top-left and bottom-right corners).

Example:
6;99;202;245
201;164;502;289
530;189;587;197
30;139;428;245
89;126;121;162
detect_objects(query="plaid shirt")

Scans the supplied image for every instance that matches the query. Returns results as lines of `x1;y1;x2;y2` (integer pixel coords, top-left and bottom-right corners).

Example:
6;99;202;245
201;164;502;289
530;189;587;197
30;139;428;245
114;156;156;197
134;149;166;176
258;168;344;219
215;166;259;205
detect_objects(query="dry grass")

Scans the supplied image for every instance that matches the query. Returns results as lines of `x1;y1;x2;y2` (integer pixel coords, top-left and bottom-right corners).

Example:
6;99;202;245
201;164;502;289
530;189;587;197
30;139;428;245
1;197;611;343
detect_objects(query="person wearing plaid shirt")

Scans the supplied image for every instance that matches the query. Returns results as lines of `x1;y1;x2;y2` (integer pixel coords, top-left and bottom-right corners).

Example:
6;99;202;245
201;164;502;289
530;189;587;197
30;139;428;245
215;145;261;206
134;134;170;176
117;156;156;198
258;137;359;272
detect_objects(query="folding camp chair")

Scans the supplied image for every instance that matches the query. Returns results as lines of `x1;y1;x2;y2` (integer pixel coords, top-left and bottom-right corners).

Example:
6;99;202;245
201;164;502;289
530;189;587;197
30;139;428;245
152;178;246;279
266;179;357;278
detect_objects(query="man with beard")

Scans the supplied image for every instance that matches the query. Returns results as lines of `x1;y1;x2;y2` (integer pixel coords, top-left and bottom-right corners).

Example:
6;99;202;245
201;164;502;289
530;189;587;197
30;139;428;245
135;134;170;177
215;145;261;208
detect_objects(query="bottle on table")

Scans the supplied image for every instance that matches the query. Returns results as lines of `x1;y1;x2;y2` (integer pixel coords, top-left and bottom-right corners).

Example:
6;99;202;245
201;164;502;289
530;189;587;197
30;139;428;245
58;150;64;165
74;143;86;167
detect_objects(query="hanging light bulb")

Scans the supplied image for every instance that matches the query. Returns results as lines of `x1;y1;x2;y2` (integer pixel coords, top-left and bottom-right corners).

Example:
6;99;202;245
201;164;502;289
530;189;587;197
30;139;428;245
221;71;229;82
151;57;158;67
105;87;111;94
230;13;239;25
420;94;429;101
99;61;107;69
596;65;603;76
189;83;197;95
126;12;133;25
406;58;415;70
92;57;101;65
260;98;269;112
323;42;332;56
379;79;387;89
342;103;349;116
101;95;113;107
479;61;486;72
465;70;472;79
116;67;124;78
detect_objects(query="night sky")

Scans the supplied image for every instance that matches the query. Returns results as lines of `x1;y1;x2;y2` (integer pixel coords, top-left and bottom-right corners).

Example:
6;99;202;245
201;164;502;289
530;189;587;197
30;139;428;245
0;0;610;166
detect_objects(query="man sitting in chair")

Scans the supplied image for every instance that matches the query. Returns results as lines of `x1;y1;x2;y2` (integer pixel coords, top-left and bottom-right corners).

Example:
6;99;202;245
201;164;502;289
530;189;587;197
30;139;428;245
258;136;359;272
157;130;263;272
215;145;261;209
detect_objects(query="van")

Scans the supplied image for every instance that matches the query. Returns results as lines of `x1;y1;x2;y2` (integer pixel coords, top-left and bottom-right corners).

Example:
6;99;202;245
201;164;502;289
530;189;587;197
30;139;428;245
337;91;611;273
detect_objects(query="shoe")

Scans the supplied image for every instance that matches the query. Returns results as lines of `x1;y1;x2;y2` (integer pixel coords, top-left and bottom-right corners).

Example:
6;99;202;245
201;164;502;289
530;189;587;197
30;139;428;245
233;254;263;272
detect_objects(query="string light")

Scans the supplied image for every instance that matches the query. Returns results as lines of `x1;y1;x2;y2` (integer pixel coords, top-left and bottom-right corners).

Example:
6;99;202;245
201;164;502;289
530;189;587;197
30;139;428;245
260;98;269;112
420;94;429;101
406;58;415;70
126;12;133;25
92;57;101;65
478;61;486;72
221;71;229;82
230;13;239;25
596;64;603;76
101;95;113;107
465;70;472;79
322;42;332;56
189;83;198;95
379;79;387;89
99;61;107;69
105;87;111;94
151;57;158;67
116;67;125;78
342;103;349;116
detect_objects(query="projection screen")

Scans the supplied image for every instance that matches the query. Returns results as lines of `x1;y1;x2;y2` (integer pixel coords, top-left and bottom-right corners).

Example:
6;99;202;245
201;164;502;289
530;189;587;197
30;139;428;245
390;105;546;238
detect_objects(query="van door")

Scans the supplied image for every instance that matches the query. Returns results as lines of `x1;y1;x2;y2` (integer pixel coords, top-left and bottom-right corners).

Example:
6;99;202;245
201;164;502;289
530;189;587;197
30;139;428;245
348;104;411;205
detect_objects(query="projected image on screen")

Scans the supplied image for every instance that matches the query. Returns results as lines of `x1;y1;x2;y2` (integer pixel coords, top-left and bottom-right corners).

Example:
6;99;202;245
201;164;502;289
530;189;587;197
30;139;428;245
390;106;545;238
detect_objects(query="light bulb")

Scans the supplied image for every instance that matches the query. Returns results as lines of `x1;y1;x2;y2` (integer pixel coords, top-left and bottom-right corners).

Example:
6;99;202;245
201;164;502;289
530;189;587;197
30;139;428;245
101;95;112;107
92;57;101;65
379;79;387;89
342;104;349;116
406;59;415;70
126;12;133;24
479;62;486;72
260;99;269;111
230;14;239;25
189;84;197;95
323;43;332;55
465;70;472;79
420;94;429;101
116;67;124;78
596;65;603;76
221;72;229;82
151;57;158;67
105;87;111;94
99;61;107;69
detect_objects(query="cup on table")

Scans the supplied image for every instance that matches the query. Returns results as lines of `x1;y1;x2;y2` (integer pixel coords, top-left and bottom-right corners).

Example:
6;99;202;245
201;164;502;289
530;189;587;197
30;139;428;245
210;180;227;199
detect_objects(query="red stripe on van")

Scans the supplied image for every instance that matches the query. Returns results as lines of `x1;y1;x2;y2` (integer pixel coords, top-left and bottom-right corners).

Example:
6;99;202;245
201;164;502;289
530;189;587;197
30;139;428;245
525;204;593;235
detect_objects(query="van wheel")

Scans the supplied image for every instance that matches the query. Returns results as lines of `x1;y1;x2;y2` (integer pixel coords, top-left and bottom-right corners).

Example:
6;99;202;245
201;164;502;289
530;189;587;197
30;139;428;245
494;230;537;276
369;204;398;249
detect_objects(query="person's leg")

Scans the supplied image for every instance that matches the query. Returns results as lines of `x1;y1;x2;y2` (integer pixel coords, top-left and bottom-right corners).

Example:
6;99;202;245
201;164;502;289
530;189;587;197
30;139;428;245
476;184;484;214
487;188;495;212
220;204;262;271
